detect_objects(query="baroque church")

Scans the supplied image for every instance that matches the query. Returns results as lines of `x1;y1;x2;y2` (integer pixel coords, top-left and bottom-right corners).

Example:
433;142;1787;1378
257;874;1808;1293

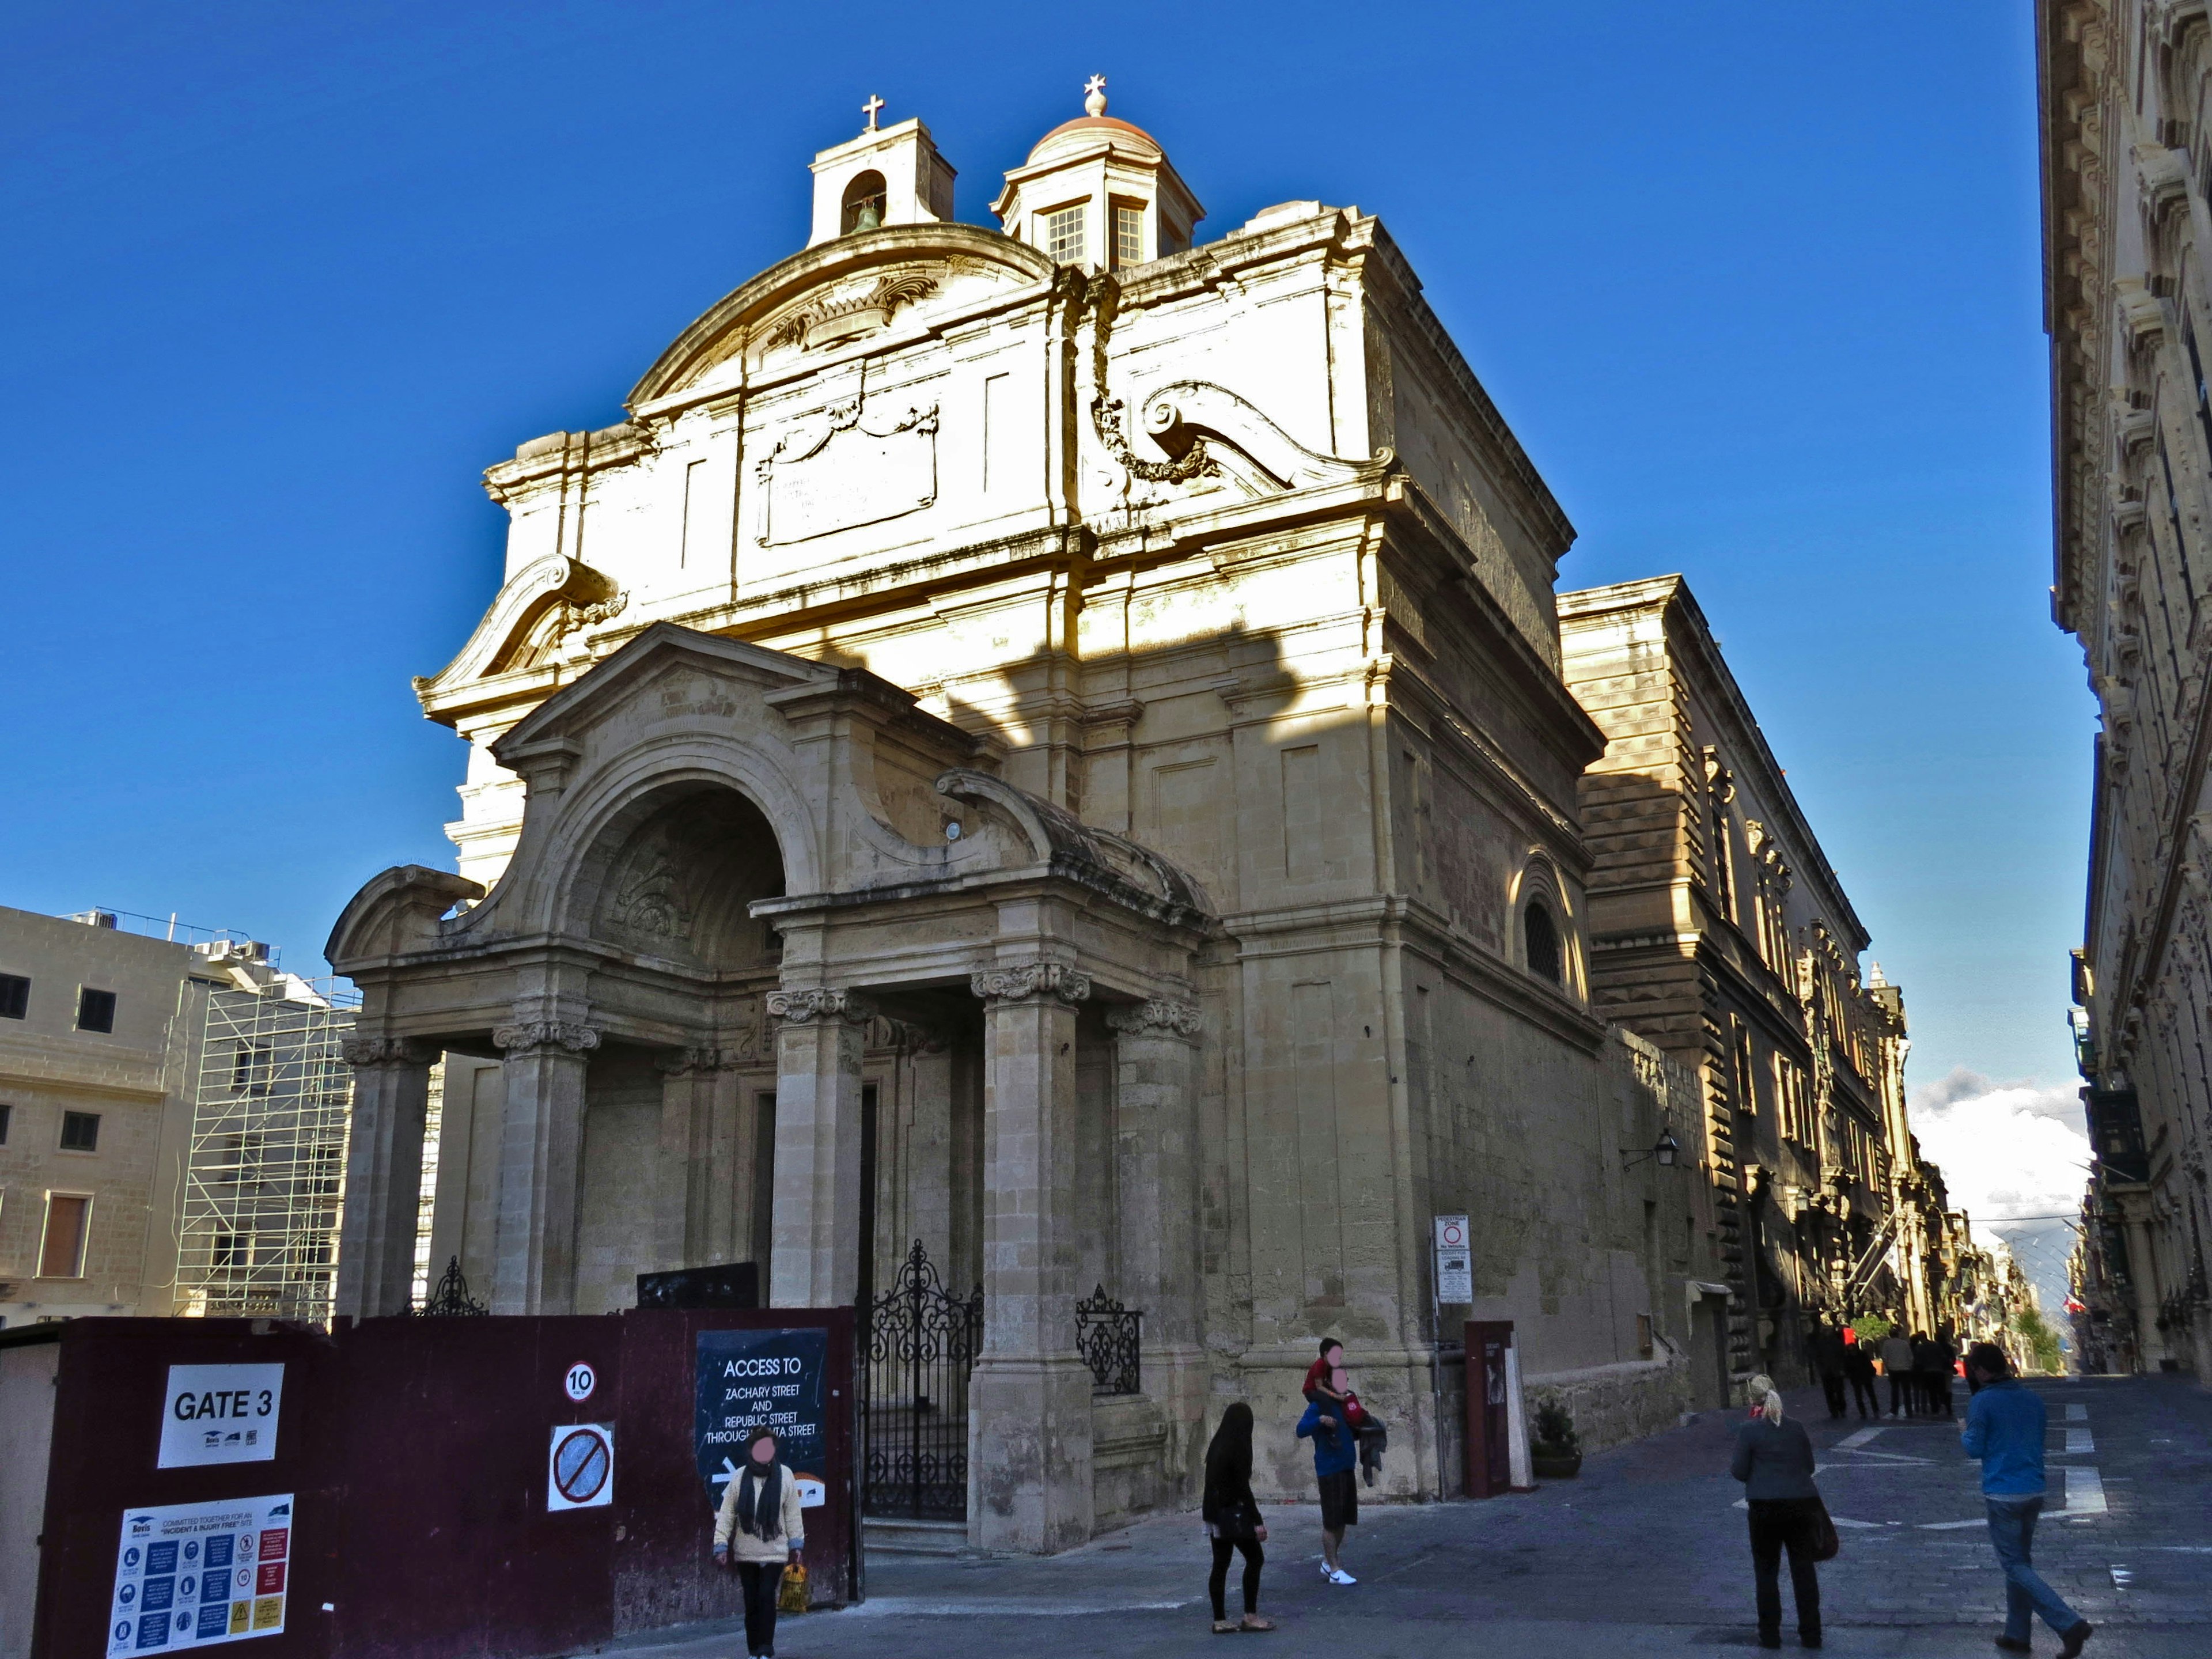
329;85;1786;1550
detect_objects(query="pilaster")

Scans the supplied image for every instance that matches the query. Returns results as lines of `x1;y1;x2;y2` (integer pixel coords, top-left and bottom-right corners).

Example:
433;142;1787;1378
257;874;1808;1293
490;1018;601;1314
334;1036;437;1318
767;987;876;1308
971;961;1095;1552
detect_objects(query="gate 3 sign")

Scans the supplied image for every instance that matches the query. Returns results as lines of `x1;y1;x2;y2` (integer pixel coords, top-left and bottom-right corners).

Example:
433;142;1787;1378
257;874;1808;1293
694;1328;830;1510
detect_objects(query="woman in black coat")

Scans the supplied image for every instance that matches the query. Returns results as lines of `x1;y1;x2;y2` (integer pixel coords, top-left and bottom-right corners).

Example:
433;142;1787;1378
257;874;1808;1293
1730;1384;1824;1649
1200;1403;1274;1633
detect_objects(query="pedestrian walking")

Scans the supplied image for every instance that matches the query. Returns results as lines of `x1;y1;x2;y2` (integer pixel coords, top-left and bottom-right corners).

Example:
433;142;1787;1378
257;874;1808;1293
1841;1332;1879;1420
1295;1363;1360;1585
1809;1322;1848;1420
1910;1331;1940;1418
1927;1329;1957;1419
1730;1380;1825;1649
1201;1403;1275;1634
712;1430;806;1659
1880;1330;1918;1417
1962;1343;2094;1658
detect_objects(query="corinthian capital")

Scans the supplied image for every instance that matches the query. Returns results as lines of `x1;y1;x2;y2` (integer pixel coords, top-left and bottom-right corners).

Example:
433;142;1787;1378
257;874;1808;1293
1105;996;1202;1040
339;1035;436;1069
971;963;1092;1007
767;987;878;1027
493;1021;603;1056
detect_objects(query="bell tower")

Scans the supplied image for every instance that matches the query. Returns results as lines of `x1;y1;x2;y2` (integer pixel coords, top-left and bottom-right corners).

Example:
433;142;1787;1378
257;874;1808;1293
806;95;957;248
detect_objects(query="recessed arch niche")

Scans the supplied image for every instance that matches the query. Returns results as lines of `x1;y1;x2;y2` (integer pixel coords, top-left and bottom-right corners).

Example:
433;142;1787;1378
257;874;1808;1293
571;781;787;968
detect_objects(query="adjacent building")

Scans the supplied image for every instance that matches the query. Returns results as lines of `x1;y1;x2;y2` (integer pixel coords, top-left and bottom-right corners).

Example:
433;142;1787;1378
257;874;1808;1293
0;906;353;1327
2042;0;2212;1377
1560;578;1971;1384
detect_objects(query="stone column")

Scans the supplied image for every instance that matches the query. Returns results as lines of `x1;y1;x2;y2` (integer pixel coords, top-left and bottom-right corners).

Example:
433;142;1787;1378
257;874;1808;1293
766;988;874;1308
969;962;1094;1552
2121;1199;2166;1370
1107;995;1206;1490
490;1018;600;1315
334;1036;436;1318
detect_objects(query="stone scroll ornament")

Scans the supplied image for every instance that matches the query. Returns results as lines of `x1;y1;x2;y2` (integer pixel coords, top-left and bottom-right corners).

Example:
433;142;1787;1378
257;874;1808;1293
766;987;879;1025
1104;997;1201;1041
969;964;1093;1007
491;1021;603;1055
339;1035;436;1069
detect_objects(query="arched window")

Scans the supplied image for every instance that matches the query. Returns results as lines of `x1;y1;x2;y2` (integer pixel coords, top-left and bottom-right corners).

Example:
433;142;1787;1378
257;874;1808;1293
841;172;887;236
1524;902;1562;986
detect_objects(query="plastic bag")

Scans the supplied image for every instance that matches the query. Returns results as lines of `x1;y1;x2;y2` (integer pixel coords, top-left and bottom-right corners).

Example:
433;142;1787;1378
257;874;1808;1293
778;1562;809;1614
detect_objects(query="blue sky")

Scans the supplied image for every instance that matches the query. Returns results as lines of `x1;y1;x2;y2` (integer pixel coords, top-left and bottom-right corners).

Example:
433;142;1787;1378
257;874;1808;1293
3;6;2085;1142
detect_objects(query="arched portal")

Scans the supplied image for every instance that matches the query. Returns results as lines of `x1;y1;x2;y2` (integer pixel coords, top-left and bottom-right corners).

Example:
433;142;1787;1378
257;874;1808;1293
573;782;787;968
567;782;789;1314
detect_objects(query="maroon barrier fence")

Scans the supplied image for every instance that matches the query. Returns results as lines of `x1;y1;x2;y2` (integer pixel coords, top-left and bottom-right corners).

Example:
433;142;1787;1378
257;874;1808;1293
29;1308;855;1659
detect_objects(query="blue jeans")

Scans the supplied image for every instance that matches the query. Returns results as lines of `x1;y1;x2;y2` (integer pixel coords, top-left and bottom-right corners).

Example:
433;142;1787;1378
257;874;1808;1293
1984;1494;2082;1641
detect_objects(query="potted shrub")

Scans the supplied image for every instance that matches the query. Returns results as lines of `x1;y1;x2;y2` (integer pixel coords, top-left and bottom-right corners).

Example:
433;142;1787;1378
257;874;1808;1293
1530;1400;1582;1479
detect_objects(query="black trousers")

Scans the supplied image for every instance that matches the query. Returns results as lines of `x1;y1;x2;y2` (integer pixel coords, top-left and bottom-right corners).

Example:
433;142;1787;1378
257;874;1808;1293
1926;1372;1952;1417
1888;1373;1914;1415
734;1561;782;1656
1818;1371;1846;1417
1847;1372;1878;1418
1747;1498;1822;1638
1209;1535;1264;1619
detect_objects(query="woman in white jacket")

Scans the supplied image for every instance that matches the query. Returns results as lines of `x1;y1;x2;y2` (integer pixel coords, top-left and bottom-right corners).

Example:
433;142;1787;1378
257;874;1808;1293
713;1430;806;1659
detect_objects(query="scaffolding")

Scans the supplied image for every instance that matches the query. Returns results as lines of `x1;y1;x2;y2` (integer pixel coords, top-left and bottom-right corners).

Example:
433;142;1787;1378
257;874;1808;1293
175;973;359;1324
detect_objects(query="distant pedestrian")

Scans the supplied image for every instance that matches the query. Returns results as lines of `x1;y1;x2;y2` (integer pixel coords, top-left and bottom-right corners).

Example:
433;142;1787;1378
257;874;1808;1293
712;1430;805;1659
1880;1330;1917;1417
1927;1330;1957;1419
1841;1334;1878;1419
1730;1380;1824;1649
1962;1343;2093;1657
1201;1403;1274;1634
1809;1323;1848;1420
1910;1331;1940;1416
1296;1366;1359;1585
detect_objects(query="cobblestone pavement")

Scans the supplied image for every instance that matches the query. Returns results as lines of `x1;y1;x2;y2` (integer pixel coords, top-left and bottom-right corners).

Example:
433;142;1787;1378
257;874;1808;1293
624;1374;2211;1658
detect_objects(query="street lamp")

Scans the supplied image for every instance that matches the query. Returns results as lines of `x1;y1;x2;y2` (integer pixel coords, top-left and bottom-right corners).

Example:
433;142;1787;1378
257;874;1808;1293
1623;1130;1682;1169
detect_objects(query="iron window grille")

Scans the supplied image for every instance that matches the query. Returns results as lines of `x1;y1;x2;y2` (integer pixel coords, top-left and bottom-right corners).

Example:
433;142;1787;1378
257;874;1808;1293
1075;1285;1143;1395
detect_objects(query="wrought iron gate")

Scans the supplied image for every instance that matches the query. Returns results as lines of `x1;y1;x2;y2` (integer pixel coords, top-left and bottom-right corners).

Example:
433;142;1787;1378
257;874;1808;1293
860;1240;983;1520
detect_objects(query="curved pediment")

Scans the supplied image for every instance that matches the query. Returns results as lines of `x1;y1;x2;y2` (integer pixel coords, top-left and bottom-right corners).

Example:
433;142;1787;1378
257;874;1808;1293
630;224;1056;411
414;554;624;704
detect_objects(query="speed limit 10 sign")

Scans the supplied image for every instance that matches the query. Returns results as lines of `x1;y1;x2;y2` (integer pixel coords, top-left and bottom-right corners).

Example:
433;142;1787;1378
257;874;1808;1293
563;1362;596;1403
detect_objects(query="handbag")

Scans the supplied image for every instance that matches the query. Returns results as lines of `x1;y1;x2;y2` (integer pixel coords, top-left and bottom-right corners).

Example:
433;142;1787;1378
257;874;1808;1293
778;1562;810;1614
1808;1497;1841;1563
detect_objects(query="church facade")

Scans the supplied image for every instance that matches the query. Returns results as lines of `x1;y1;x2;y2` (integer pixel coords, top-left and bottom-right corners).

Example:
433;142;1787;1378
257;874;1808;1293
331;92;1739;1550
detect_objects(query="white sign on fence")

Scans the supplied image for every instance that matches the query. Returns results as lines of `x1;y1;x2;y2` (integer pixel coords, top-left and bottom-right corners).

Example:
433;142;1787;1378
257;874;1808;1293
1433;1214;1473;1304
107;1491;292;1652
157;1364;284;1469
548;1423;616;1512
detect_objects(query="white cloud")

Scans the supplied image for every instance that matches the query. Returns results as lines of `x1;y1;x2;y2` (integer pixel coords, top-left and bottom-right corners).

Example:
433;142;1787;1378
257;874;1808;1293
1906;1068;2091;1231
1907;1069;2093;1317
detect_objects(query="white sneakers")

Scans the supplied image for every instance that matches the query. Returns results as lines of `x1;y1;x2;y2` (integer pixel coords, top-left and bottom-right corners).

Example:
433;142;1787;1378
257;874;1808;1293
1322;1566;1357;1585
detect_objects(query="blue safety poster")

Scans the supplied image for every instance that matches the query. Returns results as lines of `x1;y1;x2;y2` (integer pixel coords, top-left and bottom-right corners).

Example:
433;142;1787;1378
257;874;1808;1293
106;1494;291;1652
694;1328;830;1510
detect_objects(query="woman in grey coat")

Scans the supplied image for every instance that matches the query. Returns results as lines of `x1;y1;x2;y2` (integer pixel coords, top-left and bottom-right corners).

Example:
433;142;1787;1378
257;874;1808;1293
1730;1381;1823;1649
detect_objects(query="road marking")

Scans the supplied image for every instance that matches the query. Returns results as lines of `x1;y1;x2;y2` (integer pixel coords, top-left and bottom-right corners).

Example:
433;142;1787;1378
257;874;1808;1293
2062;1427;2094;1453
2066;1467;2107;1516
2111;1566;2135;1588
1921;1519;1984;1529
1834;1427;1885;1450
2066;1403;2088;1422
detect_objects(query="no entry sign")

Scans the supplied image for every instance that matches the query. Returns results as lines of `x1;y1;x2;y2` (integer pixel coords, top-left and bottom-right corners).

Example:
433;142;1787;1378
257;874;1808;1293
547;1424;614;1512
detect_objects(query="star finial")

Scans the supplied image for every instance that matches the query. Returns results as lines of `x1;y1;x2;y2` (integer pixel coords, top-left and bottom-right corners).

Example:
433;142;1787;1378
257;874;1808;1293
862;93;885;132
1084;74;1108;117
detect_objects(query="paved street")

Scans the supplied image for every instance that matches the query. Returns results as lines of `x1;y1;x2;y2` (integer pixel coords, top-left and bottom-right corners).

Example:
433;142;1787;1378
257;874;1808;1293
623;1375;2210;1658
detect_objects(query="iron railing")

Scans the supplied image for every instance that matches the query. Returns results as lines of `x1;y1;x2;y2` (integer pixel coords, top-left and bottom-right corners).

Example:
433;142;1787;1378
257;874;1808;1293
1075;1285;1142;1395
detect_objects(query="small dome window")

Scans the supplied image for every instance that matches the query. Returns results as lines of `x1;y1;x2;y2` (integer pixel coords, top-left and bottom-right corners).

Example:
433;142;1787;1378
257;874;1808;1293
1524;902;1562;986
842;172;887;235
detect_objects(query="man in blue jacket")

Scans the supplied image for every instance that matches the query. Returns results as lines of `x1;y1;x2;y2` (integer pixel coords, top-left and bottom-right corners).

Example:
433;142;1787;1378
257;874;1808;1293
1961;1342;2092;1657
1296;1363;1360;1586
